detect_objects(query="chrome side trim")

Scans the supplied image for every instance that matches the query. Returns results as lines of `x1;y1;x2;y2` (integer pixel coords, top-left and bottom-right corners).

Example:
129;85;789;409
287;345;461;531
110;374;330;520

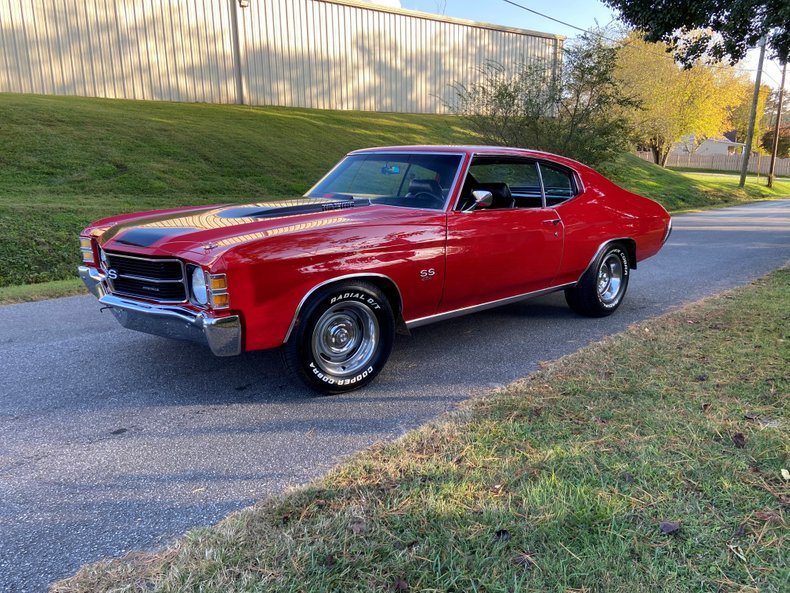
283;273;403;343
98;294;242;356
405;283;575;329
663;218;673;243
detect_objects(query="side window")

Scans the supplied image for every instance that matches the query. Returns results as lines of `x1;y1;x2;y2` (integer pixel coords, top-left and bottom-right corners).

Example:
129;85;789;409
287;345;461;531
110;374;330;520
464;159;543;209
539;164;577;205
471;162;539;189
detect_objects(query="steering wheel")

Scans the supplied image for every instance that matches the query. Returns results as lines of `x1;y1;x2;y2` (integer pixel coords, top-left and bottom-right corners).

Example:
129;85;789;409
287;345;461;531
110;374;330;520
411;191;445;208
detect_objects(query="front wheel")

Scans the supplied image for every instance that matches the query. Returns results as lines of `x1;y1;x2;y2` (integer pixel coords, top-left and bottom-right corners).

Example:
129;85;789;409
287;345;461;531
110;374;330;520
282;281;395;395
565;244;630;317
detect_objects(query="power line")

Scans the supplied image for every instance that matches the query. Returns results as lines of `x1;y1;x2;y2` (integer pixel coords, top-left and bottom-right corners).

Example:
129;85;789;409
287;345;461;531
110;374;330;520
499;0;590;35
499;0;774;80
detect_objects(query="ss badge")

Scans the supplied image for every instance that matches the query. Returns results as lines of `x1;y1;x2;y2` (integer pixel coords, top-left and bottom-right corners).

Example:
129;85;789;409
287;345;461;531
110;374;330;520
420;268;435;280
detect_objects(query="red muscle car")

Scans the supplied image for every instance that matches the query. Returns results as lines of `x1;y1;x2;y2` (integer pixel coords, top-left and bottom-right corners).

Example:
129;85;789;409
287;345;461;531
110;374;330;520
79;146;671;394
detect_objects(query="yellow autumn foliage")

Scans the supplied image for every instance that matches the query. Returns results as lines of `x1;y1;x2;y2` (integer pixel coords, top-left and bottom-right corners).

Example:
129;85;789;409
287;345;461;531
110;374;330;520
616;33;752;164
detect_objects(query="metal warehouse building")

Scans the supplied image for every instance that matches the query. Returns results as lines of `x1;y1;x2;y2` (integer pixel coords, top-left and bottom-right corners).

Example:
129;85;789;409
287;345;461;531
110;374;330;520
0;0;563;113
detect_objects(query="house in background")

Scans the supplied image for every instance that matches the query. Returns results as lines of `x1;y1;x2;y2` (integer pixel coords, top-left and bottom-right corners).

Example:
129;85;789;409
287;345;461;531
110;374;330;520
671;132;744;156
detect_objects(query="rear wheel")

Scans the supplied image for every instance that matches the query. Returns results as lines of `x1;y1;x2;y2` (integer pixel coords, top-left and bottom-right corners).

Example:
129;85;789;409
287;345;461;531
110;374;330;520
282;281;395;394
565;243;630;317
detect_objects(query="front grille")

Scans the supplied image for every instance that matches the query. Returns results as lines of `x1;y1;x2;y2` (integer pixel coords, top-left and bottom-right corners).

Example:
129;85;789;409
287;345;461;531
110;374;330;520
105;252;187;303
107;256;182;279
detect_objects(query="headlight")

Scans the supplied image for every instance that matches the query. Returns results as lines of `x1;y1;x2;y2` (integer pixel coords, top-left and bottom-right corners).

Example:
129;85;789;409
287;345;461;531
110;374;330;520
191;267;208;305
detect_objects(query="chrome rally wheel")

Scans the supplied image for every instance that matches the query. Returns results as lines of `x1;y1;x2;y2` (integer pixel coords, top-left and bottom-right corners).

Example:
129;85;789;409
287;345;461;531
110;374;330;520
311;301;379;377
596;252;625;306
565;243;630;317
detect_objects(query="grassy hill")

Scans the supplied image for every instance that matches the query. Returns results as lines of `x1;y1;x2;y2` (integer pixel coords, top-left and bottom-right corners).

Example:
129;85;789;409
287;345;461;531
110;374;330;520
602;153;790;212
1;94;787;288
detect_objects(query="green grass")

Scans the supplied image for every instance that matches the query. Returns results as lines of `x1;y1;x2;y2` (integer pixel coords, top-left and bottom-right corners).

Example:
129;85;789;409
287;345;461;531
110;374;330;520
602;154;790;212
0;93;471;287
51;268;790;593
1;94;789;289
0;278;85;304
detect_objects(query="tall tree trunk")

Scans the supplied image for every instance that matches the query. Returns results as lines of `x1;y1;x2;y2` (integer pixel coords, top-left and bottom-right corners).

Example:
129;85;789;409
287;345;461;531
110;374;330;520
650;144;661;164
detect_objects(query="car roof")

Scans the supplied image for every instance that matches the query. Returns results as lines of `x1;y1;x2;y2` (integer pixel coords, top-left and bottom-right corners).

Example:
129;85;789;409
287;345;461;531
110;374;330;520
348;145;585;168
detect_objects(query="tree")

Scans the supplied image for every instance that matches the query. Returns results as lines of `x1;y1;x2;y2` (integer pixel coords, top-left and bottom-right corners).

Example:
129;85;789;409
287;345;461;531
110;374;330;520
729;81;771;154
449;30;635;167
761;125;790;157
762;86;790;131
616;34;743;165
603;0;790;64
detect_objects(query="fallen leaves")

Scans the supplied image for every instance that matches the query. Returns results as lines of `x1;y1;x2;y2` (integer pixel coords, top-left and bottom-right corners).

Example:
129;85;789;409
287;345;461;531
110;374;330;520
659;521;681;535
731;433;747;448
727;544;747;563
753;510;785;526
350;517;368;535
513;551;538;570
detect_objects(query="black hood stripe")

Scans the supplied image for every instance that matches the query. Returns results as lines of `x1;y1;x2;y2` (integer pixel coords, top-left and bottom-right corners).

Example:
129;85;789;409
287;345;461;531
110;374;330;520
115;227;200;247
218;198;358;219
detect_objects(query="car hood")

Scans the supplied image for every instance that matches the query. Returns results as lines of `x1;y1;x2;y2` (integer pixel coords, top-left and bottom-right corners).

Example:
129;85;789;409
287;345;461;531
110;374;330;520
93;197;379;259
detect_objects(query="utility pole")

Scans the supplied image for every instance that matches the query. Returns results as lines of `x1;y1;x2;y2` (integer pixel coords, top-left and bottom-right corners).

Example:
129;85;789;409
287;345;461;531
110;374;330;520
740;37;767;188
767;61;787;188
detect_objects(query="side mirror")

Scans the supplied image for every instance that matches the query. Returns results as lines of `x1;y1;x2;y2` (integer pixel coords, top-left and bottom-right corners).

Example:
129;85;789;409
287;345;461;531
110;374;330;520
470;190;493;210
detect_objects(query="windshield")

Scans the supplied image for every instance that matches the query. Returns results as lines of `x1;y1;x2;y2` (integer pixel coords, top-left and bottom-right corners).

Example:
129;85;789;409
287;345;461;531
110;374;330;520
306;152;464;210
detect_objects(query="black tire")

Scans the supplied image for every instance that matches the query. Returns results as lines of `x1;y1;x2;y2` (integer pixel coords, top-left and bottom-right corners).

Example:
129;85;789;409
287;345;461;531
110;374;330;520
565;243;630;317
282;281;395;395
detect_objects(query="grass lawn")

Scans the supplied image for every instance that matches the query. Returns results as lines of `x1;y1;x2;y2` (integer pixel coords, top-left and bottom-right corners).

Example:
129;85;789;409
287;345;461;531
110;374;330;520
601;154;790;212
0;93;471;288
52;268;789;593
2;93;789;289
0;278;86;304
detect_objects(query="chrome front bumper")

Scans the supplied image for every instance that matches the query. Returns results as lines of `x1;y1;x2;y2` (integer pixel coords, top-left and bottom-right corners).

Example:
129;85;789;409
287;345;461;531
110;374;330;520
79;266;242;356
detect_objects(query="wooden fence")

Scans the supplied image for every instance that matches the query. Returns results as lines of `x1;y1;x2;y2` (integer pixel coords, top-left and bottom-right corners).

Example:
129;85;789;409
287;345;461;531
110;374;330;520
636;151;790;177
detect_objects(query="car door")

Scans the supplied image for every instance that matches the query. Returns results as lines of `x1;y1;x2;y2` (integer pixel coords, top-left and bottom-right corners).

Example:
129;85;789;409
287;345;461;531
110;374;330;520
440;157;565;312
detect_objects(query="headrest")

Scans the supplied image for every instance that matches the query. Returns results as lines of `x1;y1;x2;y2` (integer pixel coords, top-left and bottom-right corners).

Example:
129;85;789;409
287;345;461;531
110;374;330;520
475;182;512;200
408;179;442;197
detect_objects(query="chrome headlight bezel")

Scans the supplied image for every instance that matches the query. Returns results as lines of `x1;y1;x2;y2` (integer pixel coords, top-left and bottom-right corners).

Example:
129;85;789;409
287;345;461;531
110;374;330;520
190;266;209;306
99;245;109;270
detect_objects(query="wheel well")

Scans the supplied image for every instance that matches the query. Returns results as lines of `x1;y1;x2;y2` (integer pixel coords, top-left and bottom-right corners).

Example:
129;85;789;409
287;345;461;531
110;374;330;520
620;239;637;270
579;239;638;284
285;274;405;343
368;276;404;318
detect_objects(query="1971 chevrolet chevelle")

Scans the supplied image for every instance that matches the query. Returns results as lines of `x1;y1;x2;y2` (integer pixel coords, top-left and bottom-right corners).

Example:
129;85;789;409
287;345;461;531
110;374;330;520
79;146;671;394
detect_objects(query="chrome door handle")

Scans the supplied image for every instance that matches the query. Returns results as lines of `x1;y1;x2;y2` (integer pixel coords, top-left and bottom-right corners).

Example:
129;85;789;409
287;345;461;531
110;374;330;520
542;218;561;225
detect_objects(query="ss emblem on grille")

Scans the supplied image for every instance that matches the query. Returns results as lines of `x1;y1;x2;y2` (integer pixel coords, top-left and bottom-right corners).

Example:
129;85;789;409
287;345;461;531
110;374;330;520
107;269;118;280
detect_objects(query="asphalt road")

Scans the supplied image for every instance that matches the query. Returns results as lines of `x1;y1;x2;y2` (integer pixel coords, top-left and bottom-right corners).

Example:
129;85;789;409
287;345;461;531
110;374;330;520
1;200;789;592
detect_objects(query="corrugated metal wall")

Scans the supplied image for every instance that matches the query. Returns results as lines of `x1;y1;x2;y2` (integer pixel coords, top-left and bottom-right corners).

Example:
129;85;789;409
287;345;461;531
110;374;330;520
0;0;563;113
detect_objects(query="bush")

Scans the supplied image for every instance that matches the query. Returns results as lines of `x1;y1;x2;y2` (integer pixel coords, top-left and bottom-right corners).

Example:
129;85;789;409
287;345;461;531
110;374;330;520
761;124;790;158
449;30;635;167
